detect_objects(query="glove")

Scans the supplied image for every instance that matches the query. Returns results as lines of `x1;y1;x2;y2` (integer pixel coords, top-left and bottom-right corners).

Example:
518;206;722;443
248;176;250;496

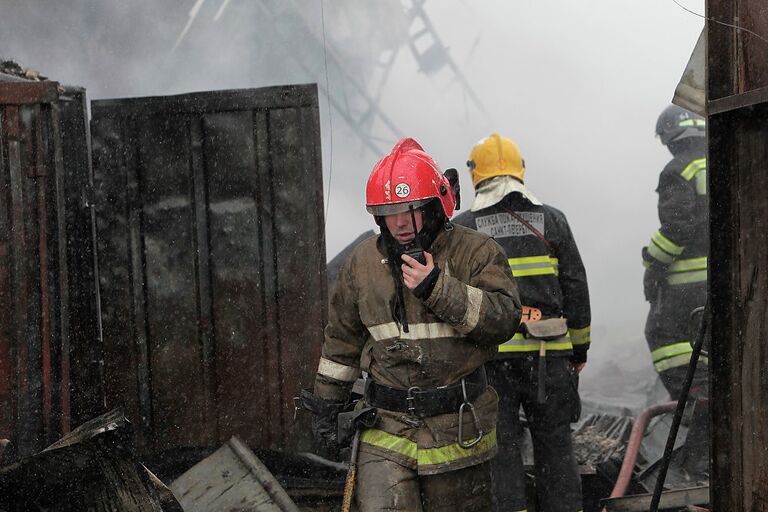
299;389;347;451
643;267;662;302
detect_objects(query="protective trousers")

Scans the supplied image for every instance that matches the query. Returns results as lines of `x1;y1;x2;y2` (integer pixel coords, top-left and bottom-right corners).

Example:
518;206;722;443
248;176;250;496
353;444;493;512
486;357;582;512
645;282;708;400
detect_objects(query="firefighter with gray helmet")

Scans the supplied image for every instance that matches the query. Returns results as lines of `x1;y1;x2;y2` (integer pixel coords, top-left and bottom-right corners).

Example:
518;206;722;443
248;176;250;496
643;105;709;401
453;133;591;512
303;138;521;510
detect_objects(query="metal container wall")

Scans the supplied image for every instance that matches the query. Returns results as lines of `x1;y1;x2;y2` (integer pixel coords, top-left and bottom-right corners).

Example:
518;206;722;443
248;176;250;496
91;84;326;454
707;0;768;508
0;76;78;457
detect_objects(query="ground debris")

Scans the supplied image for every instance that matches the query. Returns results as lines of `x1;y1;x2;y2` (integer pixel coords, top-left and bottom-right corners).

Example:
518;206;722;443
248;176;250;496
573;413;632;469
0;409;182;512
171;436;301;512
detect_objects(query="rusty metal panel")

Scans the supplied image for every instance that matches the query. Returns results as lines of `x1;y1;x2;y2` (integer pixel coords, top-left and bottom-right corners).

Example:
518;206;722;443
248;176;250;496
708;0;768;508
91;84;326;455
0;78;75;457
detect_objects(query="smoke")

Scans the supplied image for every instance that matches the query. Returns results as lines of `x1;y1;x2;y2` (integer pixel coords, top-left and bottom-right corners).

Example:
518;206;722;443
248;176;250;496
0;0;705;406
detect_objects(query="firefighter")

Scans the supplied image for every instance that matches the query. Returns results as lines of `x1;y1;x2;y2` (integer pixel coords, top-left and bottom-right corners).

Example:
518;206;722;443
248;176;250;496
303;138;521;511
643;105;708;401
452;133;591;512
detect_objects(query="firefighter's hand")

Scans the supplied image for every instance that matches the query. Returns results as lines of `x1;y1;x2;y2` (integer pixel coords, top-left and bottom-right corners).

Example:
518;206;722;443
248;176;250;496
571;362;586;374
401;251;435;290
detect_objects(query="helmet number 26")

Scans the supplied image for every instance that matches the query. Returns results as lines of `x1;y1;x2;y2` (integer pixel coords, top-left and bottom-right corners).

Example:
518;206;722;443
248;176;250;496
394;183;411;198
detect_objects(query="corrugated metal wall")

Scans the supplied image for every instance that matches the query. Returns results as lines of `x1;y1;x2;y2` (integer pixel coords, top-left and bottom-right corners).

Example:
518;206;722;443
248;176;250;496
0;77;88;457
91;84;326;454
707;0;768;509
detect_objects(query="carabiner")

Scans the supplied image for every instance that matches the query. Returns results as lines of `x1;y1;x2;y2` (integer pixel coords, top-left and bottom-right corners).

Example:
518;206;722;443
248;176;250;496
457;378;484;449
458;401;484;448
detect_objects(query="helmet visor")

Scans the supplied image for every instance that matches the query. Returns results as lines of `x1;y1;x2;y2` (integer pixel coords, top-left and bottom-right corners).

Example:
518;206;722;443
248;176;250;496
366;198;431;216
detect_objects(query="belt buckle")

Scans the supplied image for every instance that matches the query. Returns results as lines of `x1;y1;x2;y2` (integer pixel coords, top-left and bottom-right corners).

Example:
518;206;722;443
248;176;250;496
406;386;421;416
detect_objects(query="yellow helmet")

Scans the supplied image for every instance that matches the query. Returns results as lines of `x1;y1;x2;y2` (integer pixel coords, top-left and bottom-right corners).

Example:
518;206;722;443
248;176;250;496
467;133;525;187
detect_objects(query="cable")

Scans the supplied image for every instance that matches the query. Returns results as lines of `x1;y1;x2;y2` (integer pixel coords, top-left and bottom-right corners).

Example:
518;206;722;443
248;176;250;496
320;0;334;224
671;0;768;46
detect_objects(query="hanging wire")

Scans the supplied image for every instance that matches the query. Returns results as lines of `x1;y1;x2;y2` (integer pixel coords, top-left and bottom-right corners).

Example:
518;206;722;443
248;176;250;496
320;0;335;224
671;0;768;46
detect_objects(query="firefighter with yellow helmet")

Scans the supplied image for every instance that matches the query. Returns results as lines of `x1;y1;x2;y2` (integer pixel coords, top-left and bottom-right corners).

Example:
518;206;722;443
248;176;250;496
453;133;591;512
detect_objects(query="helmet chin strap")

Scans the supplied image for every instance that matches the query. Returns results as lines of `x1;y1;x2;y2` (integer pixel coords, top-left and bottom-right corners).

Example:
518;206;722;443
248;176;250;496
376;200;448;333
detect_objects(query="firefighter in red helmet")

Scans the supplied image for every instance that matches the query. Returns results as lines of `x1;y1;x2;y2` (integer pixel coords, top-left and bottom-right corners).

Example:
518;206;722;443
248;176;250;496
304;138;521;510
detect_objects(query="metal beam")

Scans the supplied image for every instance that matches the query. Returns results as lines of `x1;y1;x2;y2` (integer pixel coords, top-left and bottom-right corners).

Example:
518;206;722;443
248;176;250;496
707;85;768;115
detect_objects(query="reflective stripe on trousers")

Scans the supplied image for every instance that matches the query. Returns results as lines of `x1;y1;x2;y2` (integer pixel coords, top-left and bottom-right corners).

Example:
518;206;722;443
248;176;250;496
359;428;497;472
652;341;709;372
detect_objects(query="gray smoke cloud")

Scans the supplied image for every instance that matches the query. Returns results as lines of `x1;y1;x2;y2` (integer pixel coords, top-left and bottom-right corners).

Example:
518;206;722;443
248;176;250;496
0;0;704;409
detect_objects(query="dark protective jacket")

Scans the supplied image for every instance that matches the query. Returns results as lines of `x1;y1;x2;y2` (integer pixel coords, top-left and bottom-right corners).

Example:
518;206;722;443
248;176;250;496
643;145;708;374
453;193;591;363
314;224;521;475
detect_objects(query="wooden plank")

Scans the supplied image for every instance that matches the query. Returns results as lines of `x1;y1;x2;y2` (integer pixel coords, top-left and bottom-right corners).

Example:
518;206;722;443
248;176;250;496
733;106;768;510
189;117;217;446
269;107;326;446
91;84;318;119
0;81;59;105
601;486;709;512
170;436;300;512
58;87;104;427
708;85;768;115
50;101;70;438
8;105;45;457
0;106;12;440
708;102;742;512
137;114;207;451
126;118;154;439
94;115;144;446
707;0;738;100
738;0;768;91
253;108;281;447
206;109;270;447
708;97;768;510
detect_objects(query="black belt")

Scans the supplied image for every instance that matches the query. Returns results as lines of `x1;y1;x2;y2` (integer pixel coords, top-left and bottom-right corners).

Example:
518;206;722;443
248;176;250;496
364;366;487;418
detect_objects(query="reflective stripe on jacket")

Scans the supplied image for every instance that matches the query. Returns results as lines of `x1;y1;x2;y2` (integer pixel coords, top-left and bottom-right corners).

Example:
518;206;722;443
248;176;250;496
643;152;708;286
453;194;591;362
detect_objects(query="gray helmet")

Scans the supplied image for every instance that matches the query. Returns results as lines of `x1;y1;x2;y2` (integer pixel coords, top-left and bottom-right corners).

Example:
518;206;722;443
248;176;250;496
655;104;706;146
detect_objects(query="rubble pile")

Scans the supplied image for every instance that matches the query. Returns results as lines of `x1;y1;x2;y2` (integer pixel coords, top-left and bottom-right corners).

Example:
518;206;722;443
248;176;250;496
0;60;44;81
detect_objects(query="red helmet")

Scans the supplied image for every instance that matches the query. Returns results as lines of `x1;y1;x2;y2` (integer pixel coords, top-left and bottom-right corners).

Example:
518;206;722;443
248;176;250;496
365;138;456;217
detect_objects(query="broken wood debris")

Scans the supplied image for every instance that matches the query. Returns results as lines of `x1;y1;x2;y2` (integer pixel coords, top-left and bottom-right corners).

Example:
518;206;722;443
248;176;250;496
171;436;301;512
600;485;709;512
0;409;182;512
